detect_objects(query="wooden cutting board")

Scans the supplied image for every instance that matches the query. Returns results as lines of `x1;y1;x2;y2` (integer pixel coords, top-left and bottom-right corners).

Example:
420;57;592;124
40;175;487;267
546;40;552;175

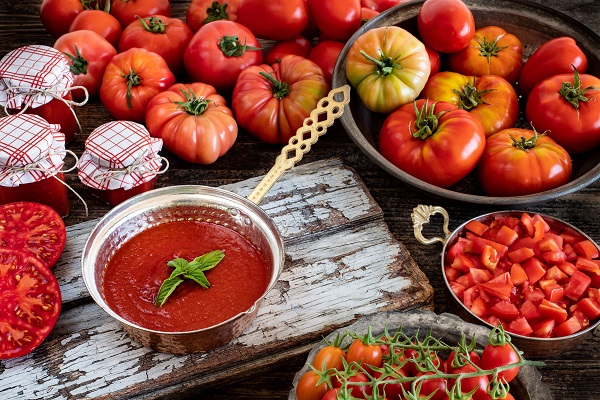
0;158;433;399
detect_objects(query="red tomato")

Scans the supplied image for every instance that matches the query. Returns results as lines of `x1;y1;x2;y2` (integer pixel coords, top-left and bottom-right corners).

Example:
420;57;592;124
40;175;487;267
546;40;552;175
481;342;520;383
477;128;572;197
321;389;340;400
361;0;407;12
425;45;440;76
448;26;523;84
518;37;588;97
184;20;263;93
100;47;175;122
54;30;117;100
0;248;61;359
525;68;600;154
68;9;123;48
345;372;373;398
308;41;345;86
449;364;490;400
379;100;485;188
296;370;328;400
416;372;447;400
110;0;171;28
360;7;379;25
186;0;239;33
232;55;329;144
39;0;84;38
0;202;67;269
145;82;237;164
119;15;193;75
312;344;347;371
417;0;475;53
236;0;309;41
346;338;383;374
265;36;313;65
307;0;361;42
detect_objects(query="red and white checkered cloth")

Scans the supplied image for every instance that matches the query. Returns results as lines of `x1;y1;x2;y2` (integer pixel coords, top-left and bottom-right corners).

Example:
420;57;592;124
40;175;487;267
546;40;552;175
78;121;165;190
0;45;73;109
0;114;66;186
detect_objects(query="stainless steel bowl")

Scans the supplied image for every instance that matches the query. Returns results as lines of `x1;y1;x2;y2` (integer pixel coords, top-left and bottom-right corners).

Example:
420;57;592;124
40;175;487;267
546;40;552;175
81;185;285;354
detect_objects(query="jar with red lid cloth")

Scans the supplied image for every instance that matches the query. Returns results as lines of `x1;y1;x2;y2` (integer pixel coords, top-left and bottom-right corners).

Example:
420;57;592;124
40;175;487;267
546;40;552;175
0;114;78;217
77;121;168;206
0;44;87;143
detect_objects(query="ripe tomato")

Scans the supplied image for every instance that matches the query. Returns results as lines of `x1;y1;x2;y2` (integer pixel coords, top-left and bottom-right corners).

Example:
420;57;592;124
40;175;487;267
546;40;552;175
379;100;485;188
346;26;430;113
361;0;408;12
346;338;383;374
186;0;239;33
313;344;347;371
39;0;85;38
236;0;309;41
425;45;440;76
54;30;117;100
415;372;447;400
119;15;193;75
0;202;67;269
518;36;588;97
145;82;237;164
296;370;328;400
307;0;361;43
265;36;313;65
525;68;600;154
308;41;345;86
232;55;329;144
420;72;518;137
110;0;171;28
321;388;341;400
100;47;175;122
68;9;123;48
417;0;475;53
360;7;379;25
481;341;520;383
449;364;490;400
184;20;263;93
448;26;523;84
0;248;61;360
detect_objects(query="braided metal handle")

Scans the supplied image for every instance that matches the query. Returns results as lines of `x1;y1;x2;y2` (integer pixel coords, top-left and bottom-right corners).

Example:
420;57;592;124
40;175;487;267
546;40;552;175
247;85;351;204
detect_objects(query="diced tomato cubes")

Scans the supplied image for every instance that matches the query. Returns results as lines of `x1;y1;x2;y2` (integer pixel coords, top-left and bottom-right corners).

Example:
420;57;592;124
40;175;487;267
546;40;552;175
564;271;592;301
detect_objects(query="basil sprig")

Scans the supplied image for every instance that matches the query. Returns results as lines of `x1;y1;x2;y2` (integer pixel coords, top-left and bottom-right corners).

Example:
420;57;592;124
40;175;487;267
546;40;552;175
155;250;225;307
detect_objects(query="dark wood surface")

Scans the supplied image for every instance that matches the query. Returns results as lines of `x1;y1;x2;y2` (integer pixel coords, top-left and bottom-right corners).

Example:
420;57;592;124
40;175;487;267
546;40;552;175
1;1;599;399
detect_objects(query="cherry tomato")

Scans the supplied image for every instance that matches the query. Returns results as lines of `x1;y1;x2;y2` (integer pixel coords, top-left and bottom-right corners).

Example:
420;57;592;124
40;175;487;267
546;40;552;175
68;9;123;48
307;0;361;42
110;0;171;28
313;344;347;371
296;370;328;400
449;364;490;400
346;372;373;398
308;41;345;86
186;0;239;33
265;36;313;65
346;338;383;374
481;342;520;383
417;0;475;53
39;0;85;38
236;0;309;41
321;388;341;400
415;371;447;400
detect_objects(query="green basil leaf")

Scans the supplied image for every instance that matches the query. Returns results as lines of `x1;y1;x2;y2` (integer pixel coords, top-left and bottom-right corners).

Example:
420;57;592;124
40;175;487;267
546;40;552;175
184;268;210;288
155;276;184;306
193;249;225;271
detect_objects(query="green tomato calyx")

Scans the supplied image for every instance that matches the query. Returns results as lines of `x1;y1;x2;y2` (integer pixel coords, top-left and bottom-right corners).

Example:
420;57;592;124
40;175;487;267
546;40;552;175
203;1;231;24
219;35;262;58
63;45;88;76
138;16;167;34
559;65;598;109
411;101;445;140
360;49;402;76
477;36;509;63
454;80;495;111
174;87;213;115
259;71;290;100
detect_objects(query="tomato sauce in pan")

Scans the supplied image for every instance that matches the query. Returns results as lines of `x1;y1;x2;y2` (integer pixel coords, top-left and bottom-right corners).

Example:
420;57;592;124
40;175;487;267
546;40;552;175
102;220;268;332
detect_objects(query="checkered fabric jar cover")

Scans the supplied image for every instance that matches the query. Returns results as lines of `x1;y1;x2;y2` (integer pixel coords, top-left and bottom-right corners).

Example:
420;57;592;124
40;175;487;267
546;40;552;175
0;45;73;109
78;120;165;190
0;114;65;187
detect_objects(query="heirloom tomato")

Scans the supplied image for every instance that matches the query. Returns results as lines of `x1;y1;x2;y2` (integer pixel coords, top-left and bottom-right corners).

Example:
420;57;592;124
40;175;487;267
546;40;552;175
184;20;263;93
100;47;175;122
525;68;600;153
0;248;61;360
232;55;329;144
39;0;85;38
265;36;313;65
448;26;523;84
346;26;430;114
477;128;572;196
518;37;588;97
295;370;328;400
236;0;309;41
379;100;485;188
119;15;193;75
307;0;361;43
417;0;475;53
68;9;123;48
420;71;518;137
110;0;171;28
145;83;237;164
308;41;345;86
54;30;117;101
186;0;239;33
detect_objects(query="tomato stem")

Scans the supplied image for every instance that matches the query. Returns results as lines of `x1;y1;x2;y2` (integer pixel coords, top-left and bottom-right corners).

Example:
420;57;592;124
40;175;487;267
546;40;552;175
510;128;544;152
203;0;231;24
477;36;509;63
122;70;141;110
559;65;598;109
138;16;167;34
410;101;445;140
360;49;402;76
453;80;495;111
219;35;262;57
174;88;213;115
259;71;290;100
63;45;88;75
80;0;110;11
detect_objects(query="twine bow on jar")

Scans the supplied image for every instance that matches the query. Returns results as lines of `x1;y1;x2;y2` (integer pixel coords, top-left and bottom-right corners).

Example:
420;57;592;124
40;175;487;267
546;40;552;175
92;151;170;186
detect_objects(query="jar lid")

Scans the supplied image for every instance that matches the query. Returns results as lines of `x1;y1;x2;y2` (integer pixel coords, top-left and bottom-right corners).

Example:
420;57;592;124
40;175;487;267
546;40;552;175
0;45;73;109
77;121;166;191
0;114;65;187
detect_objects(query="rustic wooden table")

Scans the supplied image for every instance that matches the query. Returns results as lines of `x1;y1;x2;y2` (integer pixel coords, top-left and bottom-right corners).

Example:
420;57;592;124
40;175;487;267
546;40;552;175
1;0;599;399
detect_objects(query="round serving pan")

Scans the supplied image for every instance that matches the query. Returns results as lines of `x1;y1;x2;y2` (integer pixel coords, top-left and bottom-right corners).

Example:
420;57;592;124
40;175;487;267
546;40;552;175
333;0;600;206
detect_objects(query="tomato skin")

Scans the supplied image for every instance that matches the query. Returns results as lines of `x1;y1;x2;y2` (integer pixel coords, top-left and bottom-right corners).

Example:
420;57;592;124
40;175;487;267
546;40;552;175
265;36;313;65
236;0;309;41
425;45;440;76
110;0;171;28
313;344;347;371
39;0;84;38
477;128;572;197
119;15;193;75
448;26;523;84
186;0;239;33
417;0;475;53
346;26;430;113
100;47;176;122
307;0;361;43
361;0;408;12
308;41;345;86
232;55;329;144
68;9;123;48
518;37;588;97
481;342;520;383
54;30;118;100
184;20;263;93
296;370;328;400
346;338;383;374
379;100;485;188
421;72;518;137
449;364;490;400
525;71;600;154
360;7;379;25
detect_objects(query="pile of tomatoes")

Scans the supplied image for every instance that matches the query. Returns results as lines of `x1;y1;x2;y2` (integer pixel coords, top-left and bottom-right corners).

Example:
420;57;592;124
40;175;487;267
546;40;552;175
296;325;537;400
345;0;600;196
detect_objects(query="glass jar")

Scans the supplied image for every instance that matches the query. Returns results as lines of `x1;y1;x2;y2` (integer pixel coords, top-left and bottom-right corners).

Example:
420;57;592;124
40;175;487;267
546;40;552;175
77;121;167;206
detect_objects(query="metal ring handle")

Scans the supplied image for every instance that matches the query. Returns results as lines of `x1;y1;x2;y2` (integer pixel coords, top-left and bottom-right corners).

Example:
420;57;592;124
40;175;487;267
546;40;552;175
411;204;451;245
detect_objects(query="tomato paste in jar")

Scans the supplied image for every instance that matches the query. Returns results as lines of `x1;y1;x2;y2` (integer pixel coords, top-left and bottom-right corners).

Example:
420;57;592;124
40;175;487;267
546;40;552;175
102;220;269;332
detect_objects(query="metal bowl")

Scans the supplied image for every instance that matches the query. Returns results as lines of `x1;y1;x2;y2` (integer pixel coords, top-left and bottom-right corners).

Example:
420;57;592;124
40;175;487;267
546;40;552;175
81;185;285;354
333;0;600;206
